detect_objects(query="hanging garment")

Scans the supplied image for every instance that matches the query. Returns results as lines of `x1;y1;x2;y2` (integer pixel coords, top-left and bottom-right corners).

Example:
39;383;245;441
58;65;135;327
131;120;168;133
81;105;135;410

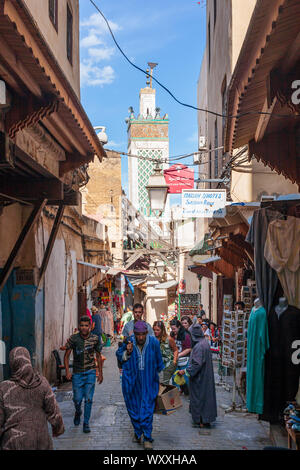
264;216;300;309
246;306;269;414
261;305;300;423
186;325;217;424
99;309;114;336
116;335;164;441
246;208;282;314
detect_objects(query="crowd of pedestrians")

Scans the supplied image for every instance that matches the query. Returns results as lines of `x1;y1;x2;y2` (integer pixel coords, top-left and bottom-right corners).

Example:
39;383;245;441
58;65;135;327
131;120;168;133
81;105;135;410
0;302;219;451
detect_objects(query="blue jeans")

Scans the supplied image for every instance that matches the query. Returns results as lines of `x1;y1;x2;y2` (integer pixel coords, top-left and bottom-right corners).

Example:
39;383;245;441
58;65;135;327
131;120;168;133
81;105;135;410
72;369;96;425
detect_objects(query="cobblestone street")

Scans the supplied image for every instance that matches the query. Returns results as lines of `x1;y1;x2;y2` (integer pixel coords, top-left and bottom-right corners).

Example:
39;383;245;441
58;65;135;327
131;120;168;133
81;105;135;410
53;342;272;451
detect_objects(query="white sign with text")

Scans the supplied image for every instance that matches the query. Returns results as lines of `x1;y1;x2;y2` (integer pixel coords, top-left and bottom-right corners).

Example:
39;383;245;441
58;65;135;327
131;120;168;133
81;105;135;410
182;189;227;218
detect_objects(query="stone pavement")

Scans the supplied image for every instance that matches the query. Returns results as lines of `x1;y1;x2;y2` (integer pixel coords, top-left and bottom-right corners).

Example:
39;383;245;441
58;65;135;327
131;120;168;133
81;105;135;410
53;342;272;450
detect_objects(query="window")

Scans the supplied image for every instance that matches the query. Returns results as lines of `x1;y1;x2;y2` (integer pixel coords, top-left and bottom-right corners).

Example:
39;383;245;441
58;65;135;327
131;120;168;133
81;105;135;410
214;0;217;29
66;3;73;64
208;18;211;69
49;0;58;30
221;76;227;146
214;120;219;178
112;242;116;249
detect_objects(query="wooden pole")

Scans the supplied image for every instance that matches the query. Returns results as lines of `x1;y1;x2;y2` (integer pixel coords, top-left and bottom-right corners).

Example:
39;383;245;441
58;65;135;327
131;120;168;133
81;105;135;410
0;199;47;293
36;203;65;292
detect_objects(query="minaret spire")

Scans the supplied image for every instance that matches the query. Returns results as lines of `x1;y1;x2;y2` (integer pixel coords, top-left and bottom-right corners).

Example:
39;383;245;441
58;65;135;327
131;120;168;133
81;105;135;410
147;62;158;88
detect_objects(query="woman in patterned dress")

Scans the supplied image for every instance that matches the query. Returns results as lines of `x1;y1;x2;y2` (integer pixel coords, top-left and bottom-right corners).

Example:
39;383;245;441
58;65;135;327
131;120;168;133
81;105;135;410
0;347;64;450
153;321;178;385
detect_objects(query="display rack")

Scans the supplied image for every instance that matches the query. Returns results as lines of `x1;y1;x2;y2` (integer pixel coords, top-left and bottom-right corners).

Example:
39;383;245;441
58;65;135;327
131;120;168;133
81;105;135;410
241;281;257;315
221;310;249;412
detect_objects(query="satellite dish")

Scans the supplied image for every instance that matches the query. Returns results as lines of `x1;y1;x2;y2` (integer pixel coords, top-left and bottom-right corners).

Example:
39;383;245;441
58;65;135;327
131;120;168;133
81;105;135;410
94;126;108;145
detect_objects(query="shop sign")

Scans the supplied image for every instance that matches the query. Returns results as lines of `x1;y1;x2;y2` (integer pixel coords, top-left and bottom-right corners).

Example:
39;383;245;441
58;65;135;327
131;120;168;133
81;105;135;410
164;164;194;194
182;189;226;218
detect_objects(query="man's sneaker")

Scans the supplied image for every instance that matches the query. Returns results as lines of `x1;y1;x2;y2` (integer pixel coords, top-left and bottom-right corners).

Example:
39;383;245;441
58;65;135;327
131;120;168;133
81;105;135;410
132;433;142;444
143;440;153;450
74;411;81;426
83;424;91;433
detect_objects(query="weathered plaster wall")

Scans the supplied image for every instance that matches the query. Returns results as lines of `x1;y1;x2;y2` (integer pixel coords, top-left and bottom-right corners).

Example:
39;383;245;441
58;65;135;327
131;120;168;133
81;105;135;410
0;204;36;268
35;210;83;382
231;157;298;202
81;151;123;267
22;0;80;97
146;278;168;326
182;254;199;295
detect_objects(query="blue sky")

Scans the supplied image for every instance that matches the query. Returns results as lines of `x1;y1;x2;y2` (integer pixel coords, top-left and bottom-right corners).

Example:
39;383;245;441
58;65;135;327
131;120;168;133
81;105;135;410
79;0;206;205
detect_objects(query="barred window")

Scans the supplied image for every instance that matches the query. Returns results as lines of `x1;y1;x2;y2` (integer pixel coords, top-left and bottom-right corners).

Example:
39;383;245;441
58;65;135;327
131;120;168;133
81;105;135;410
67;3;73;64
49;0;58;31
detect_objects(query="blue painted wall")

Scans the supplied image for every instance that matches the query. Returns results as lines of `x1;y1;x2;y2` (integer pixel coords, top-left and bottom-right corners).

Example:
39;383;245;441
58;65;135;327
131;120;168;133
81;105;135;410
0;269;44;379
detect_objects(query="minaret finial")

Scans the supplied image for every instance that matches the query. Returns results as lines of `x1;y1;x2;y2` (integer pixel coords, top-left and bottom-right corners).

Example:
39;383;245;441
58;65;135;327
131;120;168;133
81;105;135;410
147;62;158;88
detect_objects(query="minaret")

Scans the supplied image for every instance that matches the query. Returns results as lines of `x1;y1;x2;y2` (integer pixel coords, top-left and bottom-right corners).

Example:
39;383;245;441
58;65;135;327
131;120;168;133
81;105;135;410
127;63;170;223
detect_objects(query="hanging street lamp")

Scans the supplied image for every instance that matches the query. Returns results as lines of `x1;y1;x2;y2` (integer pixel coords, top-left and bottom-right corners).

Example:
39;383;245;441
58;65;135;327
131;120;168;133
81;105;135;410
149;261;156;274
146;163;169;215
156;260;165;278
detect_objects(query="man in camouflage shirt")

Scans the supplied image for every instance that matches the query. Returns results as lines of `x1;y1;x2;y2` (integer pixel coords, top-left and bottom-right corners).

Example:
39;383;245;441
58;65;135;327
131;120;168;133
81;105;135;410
64;315;103;433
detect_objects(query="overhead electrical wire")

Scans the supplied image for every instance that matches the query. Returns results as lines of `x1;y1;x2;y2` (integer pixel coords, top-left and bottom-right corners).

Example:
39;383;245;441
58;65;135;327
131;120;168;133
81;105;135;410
89;0;300;121
104;146;225;167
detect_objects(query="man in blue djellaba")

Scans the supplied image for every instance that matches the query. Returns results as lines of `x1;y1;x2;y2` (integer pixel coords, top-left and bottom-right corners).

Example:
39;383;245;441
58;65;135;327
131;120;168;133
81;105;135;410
116;320;164;450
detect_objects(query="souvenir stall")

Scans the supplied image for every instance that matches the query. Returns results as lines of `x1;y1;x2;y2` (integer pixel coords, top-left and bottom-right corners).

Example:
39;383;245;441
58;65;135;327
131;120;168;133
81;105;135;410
245;198;300;432
177;293;201;320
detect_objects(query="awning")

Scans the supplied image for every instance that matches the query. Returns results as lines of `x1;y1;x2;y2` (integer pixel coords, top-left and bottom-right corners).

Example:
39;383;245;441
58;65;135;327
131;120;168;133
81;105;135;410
197;256;221;264
189;233;211;257
125;274;147;287
188;265;213;280
106;267;123;276
77;261;108;288
154;280;178;290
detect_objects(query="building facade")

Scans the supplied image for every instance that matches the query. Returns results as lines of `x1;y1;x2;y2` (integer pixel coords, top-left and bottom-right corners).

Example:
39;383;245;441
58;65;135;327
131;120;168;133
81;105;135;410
191;0;298;324
0;0;105;382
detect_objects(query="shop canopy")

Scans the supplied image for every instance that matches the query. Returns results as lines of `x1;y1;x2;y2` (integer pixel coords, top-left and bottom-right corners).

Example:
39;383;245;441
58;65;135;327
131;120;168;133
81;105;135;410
77;261;108;288
154;280;178;290
188;265;213;280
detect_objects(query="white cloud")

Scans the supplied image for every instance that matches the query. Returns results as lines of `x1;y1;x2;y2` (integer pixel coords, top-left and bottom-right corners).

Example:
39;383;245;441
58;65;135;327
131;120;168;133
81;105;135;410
80;13;121;35
105;141;126;149
80;33;103;48
80;63;115;87
88;47;115;62
80;12;120;87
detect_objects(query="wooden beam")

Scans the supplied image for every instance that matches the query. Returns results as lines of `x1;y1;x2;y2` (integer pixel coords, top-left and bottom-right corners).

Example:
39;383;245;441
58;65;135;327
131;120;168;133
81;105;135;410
37;204;65;291
0;199;47;293
0;32;42;97
0;177;64;201
255;97;277;143
59;153;91;176
125;251;144;270
50;190;81;206
48;113;88;156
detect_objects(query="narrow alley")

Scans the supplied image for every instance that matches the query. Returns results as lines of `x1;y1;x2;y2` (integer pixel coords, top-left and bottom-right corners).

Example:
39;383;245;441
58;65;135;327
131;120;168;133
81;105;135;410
53;343;272;451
